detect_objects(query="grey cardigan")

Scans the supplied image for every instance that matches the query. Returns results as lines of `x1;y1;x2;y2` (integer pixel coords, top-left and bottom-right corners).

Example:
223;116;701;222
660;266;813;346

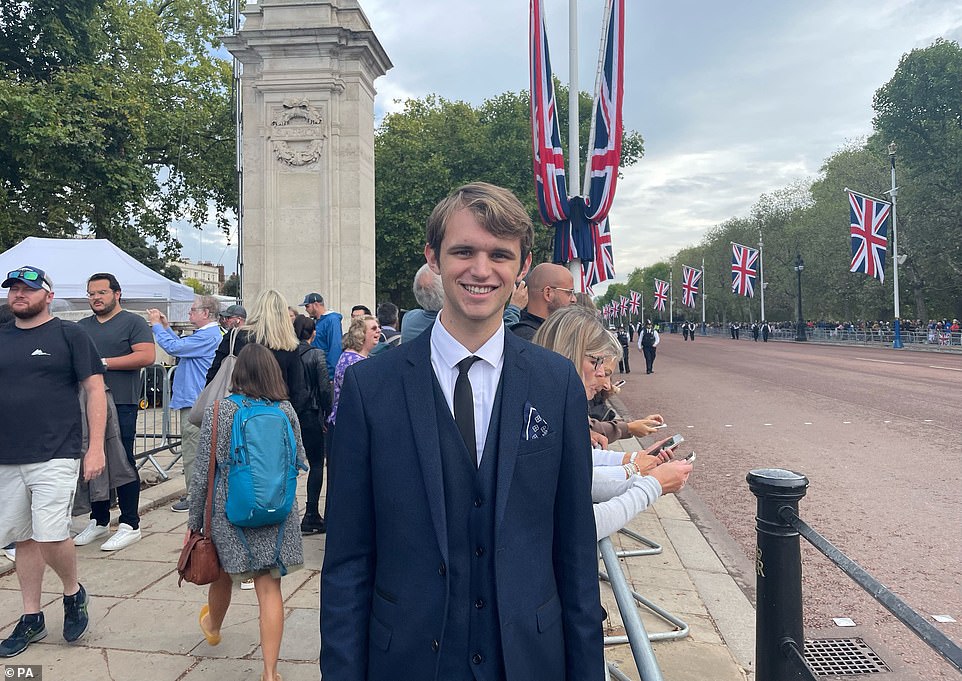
187;397;306;575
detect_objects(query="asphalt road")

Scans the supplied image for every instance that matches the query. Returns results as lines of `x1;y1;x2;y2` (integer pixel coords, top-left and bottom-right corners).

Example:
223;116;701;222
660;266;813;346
614;332;962;680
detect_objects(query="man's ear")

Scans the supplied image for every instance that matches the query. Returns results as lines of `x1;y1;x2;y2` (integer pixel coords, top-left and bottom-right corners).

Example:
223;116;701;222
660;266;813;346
516;252;532;283
424;243;441;275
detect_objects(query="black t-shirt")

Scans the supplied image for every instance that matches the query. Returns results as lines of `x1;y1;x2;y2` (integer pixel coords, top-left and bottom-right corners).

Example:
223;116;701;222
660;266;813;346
77;310;153;404
0;318;104;464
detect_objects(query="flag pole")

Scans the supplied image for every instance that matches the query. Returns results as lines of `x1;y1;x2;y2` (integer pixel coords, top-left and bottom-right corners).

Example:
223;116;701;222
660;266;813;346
669;266;674;326
567;0;582;289
701;256;706;335
887;142;903;349
758;227;766;322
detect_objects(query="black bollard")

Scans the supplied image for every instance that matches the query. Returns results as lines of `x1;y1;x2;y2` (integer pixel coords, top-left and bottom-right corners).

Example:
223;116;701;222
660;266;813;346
747;468;810;681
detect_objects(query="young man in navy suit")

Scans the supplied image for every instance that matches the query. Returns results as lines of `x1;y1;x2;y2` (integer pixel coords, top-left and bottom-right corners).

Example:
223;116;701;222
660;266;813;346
321;182;603;681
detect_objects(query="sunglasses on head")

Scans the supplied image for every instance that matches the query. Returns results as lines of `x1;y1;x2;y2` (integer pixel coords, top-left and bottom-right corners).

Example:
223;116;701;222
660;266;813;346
8;268;41;282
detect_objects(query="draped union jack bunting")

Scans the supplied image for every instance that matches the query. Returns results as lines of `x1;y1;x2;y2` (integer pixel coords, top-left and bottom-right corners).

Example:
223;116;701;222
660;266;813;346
682;266;701;308
848;190;890;283
583;0;625;224
629;290;641;315
530;0;569;227
581;218;615;293
653;279;669;312
731;243;759;297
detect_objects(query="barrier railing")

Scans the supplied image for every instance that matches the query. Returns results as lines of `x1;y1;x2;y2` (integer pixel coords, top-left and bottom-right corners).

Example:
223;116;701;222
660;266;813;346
134;364;181;480
747;468;962;681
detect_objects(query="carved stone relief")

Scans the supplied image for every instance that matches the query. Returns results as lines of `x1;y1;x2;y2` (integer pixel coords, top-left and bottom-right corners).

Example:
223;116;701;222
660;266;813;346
269;98;327;168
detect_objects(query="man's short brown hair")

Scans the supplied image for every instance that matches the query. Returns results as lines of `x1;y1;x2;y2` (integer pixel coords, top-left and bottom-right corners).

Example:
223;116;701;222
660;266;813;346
425;182;534;267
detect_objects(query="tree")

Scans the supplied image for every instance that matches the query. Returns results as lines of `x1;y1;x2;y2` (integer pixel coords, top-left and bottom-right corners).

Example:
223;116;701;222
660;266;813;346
375;86;644;308
221;272;239;297
182;277;207;294
0;0;235;269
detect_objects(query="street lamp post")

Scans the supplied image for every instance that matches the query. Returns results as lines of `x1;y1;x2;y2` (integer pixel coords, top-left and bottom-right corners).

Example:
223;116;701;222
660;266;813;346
888;141;904;349
794;253;806;342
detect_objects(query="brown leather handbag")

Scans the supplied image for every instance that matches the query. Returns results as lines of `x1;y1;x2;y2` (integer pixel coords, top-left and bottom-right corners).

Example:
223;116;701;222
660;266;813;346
177;401;223;586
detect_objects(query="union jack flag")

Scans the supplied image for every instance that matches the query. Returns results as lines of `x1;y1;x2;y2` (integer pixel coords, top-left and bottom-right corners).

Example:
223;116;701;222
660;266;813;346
731;243;759;297
530;0;569;227
619;295;628;316
653;279;669;312
682;266;701;308
583;0;625;223
581;218;615;293
629;290;641;315
848;191;890;283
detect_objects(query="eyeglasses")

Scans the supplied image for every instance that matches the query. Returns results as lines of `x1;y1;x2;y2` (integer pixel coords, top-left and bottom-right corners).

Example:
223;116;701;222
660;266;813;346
546;285;577;298
585;354;608;371
86;289;113;298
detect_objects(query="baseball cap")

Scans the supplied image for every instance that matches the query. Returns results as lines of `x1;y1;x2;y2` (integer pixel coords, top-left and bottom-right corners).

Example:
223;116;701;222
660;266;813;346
220;304;247;318
3;266;53;292
301;292;323;306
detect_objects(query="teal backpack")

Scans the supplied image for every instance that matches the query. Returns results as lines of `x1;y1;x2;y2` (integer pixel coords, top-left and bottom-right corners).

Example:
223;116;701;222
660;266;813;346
224;395;300;528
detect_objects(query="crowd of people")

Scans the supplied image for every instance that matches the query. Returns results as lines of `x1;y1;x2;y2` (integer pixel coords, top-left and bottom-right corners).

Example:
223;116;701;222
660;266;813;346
1;181;694;680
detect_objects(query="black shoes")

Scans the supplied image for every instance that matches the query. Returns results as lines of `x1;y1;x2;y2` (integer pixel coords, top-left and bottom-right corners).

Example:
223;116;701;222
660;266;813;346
0;613;47;658
62;583;90;643
300;512;326;535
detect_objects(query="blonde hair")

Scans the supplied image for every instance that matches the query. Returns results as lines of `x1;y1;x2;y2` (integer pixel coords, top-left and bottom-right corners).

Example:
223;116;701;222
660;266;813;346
532;306;621;369
244;289;299;351
343;314;376;352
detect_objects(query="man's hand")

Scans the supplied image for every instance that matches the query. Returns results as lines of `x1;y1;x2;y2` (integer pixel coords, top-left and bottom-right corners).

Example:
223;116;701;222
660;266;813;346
82;446;106;481
589;429;608;449
146;308;165;326
511;281;528;309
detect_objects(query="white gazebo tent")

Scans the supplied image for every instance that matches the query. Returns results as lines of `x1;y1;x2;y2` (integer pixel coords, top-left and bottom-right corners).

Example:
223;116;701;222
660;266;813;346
0;237;196;321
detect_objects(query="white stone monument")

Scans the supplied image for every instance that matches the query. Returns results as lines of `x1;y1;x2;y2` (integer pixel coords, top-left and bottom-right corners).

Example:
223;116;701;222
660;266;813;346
224;0;391;317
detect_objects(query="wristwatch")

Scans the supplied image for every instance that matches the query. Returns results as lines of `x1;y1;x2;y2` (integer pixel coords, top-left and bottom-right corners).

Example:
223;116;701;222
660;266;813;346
101;357;109;369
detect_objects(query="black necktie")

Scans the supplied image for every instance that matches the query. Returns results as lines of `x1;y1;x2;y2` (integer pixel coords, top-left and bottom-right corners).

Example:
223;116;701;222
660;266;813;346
454;356;482;462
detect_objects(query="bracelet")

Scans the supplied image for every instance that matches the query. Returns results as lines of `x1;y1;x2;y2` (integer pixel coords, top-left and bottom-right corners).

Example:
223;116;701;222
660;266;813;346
623;464;633;479
629;451;639;464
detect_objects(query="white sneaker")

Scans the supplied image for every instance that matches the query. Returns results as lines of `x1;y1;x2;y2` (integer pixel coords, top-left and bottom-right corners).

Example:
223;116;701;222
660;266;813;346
239;578;255;590
73;520;109;546
1;544;14;562
100;523;142;551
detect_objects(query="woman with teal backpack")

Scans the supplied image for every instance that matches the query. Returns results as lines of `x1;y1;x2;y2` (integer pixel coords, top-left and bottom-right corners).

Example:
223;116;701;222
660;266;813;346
188;343;306;681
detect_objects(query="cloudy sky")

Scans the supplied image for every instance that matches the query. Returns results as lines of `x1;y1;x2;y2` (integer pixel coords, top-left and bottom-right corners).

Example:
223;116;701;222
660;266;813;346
180;0;961;294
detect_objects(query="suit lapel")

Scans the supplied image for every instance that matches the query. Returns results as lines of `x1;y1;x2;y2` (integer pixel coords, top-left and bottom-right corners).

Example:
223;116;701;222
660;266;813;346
495;333;528;535
401;330;448;560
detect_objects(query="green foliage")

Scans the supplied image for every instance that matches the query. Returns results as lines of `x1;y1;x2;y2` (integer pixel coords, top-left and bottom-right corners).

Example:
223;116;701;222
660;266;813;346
634;39;962;323
221;272;239;297
182;276;207;294
374;86;644;308
0;0;235;271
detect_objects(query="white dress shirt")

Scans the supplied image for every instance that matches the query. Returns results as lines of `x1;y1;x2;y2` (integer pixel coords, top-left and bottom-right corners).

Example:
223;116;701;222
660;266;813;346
430;320;505;466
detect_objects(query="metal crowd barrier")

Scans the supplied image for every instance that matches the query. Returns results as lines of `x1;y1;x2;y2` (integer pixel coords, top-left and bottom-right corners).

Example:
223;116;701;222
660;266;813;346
747;468;962;681
134;364;181;480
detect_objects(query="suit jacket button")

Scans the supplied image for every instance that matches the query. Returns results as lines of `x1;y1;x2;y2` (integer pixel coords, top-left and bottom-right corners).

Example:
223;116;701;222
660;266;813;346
475;598;484;609
438;562;446;576
472;653;483;664
431;639;439;652
475;546;484;557
474;497;482;507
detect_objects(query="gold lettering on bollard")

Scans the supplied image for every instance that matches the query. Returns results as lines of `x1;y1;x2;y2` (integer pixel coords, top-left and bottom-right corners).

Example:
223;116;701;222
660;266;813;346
756;547;765;577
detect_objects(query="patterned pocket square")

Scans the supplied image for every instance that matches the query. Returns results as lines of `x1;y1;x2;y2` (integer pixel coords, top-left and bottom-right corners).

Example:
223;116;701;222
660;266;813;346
523;402;550;440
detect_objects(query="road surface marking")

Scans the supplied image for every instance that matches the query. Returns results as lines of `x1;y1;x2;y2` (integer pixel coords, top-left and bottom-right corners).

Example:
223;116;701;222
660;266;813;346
763;423;772;426
843;421;852;424
724;424;732;428
855;357;905;365
804;422;813;425
929;365;962;372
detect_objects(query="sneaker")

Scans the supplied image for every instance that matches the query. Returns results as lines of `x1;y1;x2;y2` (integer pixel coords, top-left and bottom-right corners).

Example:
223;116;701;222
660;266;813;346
73;520;109;546
300;513;326;535
2;543;14;562
171;497;189;513
62;584;90;643
240;578;255;590
100;523;142;551
0;613;46;658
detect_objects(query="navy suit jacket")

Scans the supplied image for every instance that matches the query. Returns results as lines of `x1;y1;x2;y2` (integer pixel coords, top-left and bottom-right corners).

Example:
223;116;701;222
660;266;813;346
320;327;603;681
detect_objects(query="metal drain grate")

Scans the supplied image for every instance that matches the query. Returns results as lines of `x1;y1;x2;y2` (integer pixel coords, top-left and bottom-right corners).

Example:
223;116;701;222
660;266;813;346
804;638;891;676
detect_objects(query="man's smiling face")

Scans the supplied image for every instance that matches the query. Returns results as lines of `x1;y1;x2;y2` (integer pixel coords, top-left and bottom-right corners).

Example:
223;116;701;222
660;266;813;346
425;207;530;340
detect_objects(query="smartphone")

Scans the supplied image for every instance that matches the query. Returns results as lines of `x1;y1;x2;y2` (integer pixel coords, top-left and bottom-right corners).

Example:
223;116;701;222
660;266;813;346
655;434;684;453
683;451;696;463
652;423;667;429
613;380;626;388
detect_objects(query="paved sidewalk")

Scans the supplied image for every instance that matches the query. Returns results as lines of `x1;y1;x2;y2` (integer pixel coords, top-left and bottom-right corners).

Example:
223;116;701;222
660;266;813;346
0;445;755;681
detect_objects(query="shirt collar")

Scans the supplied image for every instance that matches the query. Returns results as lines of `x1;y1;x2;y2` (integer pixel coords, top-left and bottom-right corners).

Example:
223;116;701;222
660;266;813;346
199;321;219;331
431;318;505;371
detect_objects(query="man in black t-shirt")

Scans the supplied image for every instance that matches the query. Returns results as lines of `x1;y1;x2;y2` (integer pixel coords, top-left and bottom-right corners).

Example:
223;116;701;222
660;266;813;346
0;265;106;658
76;273;155;551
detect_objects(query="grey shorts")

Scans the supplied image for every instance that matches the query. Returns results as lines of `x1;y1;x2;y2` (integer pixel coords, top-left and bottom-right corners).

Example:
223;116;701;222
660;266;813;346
0;458;81;545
